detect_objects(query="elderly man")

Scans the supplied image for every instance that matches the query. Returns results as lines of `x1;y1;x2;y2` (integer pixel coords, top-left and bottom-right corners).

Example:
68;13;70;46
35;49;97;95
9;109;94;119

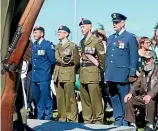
79;18;104;124
105;13;138;126
53;25;80;122
125;51;158;131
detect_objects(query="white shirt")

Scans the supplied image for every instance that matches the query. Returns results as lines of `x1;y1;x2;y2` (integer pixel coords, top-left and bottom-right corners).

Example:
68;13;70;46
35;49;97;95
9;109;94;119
37;38;44;45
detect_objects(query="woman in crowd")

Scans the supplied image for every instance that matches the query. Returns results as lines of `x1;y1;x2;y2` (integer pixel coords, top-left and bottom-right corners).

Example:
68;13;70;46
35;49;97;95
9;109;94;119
137;37;151;76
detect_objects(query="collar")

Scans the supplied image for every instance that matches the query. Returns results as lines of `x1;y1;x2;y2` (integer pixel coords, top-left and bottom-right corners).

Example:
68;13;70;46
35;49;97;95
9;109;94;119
61;38;68;45
85;33;92;41
117;28;125;36
37;38;44;45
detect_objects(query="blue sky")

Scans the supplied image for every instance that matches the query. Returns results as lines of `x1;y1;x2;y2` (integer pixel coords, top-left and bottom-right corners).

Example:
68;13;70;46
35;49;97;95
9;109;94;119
34;0;158;45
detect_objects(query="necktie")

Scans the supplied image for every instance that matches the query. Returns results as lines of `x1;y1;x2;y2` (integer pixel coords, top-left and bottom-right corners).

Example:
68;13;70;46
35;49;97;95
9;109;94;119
116;33;119;38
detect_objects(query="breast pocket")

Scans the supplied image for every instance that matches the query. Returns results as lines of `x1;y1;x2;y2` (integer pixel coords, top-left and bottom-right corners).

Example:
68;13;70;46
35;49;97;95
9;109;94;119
116;43;128;56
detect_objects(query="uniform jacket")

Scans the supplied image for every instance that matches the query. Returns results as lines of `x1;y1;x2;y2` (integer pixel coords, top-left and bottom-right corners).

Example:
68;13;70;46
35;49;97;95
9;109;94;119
53;40;80;83
80;35;105;84
32;39;55;82
130;66;158;98
105;30;138;83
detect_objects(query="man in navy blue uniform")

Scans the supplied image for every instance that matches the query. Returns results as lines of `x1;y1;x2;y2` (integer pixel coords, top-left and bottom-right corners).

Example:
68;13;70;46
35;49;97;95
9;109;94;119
105;13;138;126
32;26;56;120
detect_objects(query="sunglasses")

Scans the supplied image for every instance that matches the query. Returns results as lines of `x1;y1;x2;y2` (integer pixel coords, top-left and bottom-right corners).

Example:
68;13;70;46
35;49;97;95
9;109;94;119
143;57;152;63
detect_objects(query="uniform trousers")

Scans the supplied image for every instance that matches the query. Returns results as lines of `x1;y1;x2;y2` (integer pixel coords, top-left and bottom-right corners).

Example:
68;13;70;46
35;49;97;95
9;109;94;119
125;95;156;124
32;81;53;120
54;82;78;122
80;83;104;124
108;82;130;126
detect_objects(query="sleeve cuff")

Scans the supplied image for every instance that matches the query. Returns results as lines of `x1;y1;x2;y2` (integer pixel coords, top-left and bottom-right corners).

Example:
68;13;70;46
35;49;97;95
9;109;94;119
129;68;136;76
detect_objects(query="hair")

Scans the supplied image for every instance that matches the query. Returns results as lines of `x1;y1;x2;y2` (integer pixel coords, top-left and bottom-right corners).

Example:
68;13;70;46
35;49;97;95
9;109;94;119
92;30;107;42
138;36;150;49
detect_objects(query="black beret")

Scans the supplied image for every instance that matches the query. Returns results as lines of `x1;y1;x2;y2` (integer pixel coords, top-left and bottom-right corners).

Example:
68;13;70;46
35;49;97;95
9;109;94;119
58;25;71;34
111;13;127;22
33;25;45;32
79;18;92;26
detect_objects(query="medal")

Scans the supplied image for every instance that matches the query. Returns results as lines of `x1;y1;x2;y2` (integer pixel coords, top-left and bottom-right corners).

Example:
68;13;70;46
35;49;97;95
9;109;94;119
118;40;125;49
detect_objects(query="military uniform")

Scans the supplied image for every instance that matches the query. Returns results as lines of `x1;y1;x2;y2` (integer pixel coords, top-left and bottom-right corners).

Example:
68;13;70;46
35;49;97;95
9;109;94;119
105;13;138;126
32;26;56;120
79;19;104;124
53;26;80;122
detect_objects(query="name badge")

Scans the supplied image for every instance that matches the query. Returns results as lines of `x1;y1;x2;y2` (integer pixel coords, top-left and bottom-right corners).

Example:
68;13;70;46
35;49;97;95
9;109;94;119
37;50;45;56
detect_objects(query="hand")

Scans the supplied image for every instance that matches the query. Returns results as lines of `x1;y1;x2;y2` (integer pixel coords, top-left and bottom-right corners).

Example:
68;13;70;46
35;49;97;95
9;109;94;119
128;76;136;83
124;93;133;103
143;95;151;104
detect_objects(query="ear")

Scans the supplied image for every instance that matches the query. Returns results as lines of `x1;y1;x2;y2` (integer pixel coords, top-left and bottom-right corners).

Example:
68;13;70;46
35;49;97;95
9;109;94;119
40;32;44;37
65;32;69;37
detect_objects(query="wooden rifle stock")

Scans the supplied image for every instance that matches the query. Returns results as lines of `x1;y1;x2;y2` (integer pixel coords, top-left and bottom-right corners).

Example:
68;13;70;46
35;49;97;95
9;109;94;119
1;0;44;131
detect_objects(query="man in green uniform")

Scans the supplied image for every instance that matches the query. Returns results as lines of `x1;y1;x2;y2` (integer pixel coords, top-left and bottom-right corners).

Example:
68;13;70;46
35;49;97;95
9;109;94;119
53;25;80;122
79;18;104;124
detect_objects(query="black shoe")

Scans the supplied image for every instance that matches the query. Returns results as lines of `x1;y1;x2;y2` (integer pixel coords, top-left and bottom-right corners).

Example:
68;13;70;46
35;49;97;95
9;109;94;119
143;126;155;131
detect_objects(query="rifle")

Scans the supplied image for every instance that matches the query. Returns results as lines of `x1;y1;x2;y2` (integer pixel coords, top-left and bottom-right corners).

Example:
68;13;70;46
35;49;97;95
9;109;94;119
1;0;45;131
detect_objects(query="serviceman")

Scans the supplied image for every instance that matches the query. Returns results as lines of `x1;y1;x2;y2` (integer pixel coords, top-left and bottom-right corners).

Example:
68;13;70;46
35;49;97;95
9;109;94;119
79;18;104;124
124;51;158;131
32;26;56;120
105;13;138;126
53;25;80;122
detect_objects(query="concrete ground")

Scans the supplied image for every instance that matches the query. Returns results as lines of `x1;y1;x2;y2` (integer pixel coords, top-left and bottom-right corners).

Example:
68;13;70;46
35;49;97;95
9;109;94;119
27;119;136;131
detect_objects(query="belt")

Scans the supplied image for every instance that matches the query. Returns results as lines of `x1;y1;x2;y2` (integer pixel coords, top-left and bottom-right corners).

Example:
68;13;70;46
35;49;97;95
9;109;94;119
81;62;95;67
56;62;74;67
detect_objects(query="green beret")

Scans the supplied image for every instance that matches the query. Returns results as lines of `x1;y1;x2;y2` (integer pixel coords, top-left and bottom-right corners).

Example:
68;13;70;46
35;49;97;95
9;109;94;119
58;25;71;34
79;18;92;26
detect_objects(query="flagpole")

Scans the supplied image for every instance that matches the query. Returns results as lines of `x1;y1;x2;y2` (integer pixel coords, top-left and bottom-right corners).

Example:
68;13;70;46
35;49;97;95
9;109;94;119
74;0;78;44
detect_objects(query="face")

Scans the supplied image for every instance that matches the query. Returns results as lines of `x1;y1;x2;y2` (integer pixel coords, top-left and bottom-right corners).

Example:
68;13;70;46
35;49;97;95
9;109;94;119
33;30;44;40
143;57;155;72
113;20;125;32
58;30;68;40
80;24;91;35
142;39;151;50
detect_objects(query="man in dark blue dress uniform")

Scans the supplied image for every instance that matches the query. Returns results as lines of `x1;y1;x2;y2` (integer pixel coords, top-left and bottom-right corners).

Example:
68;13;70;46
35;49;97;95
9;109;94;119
105;13;138;126
32;26;56;120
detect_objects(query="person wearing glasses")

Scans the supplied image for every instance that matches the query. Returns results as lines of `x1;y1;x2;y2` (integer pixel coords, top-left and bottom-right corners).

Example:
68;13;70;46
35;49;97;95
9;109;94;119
53;25;80;122
124;51;158;131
